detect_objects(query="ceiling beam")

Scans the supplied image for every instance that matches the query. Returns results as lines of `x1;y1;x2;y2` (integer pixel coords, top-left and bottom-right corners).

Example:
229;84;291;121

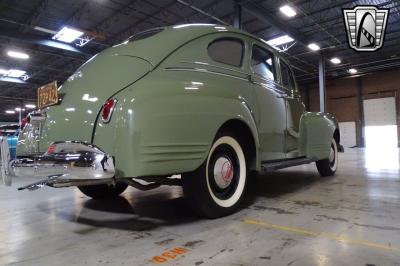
240;1;310;46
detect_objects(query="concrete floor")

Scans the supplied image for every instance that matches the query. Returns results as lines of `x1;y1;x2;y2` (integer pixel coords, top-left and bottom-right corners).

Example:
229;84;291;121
1;148;400;266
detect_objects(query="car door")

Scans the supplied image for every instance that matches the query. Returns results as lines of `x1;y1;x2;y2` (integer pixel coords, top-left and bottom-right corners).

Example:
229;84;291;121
279;58;305;158
249;43;287;161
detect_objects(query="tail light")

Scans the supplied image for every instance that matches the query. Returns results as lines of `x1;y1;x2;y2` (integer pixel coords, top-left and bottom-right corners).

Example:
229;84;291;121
20;117;28;131
47;143;56;154
102;98;117;123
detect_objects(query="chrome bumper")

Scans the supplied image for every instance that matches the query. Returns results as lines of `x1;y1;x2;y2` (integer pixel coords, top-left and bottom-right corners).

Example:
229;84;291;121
3;141;116;190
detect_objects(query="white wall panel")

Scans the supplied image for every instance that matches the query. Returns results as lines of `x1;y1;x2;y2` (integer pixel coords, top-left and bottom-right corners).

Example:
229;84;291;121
339;122;357;147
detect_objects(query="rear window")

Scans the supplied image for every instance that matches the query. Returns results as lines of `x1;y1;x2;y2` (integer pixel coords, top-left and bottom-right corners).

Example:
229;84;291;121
127;28;163;42
207;38;244;67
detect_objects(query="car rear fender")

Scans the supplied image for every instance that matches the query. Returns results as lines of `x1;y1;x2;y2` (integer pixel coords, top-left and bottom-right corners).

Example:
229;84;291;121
93;77;260;178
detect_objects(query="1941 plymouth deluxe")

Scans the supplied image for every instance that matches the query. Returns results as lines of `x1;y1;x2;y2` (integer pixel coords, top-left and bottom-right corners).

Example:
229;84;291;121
2;24;342;218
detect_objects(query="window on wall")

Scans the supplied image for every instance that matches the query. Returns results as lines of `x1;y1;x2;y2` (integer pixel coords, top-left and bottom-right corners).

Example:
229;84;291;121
280;61;296;91
207;38;244;67
251;45;275;80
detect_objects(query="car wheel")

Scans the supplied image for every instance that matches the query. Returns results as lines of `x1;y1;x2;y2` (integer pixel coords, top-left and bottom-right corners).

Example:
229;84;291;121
78;183;128;199
182;133;248;218
316;138;338;177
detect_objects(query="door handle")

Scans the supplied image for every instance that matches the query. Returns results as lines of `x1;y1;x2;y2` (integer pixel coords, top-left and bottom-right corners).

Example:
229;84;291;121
277;94;299;100
276;94;289;99
247;74;255;83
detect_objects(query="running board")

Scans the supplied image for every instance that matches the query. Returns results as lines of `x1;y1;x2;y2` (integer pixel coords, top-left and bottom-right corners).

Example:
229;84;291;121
262;157;313;172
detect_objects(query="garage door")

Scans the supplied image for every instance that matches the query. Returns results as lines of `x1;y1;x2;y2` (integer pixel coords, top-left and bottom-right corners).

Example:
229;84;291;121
363;97;397;127
363;97;398;170
363;97;397;149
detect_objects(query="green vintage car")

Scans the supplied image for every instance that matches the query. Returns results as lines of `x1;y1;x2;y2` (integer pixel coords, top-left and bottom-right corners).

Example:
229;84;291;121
5;24;341;218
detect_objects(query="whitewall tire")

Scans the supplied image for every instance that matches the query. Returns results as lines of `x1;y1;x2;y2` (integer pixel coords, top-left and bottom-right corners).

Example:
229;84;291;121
316;138;338;177
182;133;248;218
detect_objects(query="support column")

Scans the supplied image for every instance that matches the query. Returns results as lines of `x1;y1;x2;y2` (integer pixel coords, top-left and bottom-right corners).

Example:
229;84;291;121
19;100;23;125
318;54;326;112
304;84;310;111
357;76;365;147
233;0;242;29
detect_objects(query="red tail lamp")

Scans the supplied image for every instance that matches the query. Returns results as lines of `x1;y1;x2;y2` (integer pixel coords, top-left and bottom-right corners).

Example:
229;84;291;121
102;98;117;123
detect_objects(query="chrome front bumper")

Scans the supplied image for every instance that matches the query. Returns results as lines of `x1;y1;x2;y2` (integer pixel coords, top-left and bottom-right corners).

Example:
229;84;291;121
2;141;116;190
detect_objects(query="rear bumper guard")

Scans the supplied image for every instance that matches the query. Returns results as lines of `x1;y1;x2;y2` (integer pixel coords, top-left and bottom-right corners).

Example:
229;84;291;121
3;141;116;190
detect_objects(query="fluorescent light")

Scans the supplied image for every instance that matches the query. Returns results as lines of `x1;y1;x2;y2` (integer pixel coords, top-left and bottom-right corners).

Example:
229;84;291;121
33;26;57;35
7;69;26;78
15;107;25;111
52;26;84;43
348;68;357;74
280;5;297;17
330;57;341;64
0;77;25;84
266;35;294;47
0;68;28;79
25;104;36;109
7;50;29;60
5;110;15;114
307;43;320;51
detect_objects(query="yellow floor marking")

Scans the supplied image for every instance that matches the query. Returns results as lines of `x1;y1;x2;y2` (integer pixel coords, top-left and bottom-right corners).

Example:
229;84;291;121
244;218;400;252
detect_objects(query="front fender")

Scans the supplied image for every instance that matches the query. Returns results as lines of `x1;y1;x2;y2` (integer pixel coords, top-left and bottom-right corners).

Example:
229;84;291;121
299;112;337;161
93;75;260;177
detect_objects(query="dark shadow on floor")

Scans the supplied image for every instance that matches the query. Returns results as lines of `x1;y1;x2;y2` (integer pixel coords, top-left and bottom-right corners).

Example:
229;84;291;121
37;168;331;232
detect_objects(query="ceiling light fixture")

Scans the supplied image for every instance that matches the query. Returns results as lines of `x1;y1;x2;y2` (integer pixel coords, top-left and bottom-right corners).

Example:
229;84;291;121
5;110;15;114
280;5;297;17
7;69;26;78
330;57;341;64
266;35;294;47
348;68;357;74
7;50;29;60
52;26;84;43
307;43;320;51
25;104;36;109
0;68;8;75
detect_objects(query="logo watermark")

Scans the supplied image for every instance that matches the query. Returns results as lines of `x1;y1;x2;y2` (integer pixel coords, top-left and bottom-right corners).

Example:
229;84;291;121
343;6;389;52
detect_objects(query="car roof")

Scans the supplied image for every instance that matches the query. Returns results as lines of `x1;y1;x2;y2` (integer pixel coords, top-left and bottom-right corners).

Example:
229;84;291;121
103;24;275;67
149;24;269;46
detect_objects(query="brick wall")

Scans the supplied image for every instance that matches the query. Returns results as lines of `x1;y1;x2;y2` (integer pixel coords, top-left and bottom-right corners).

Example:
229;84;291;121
300;69;400;146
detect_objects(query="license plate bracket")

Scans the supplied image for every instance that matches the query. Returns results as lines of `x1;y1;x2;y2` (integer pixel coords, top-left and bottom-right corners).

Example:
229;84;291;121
37;81;58;108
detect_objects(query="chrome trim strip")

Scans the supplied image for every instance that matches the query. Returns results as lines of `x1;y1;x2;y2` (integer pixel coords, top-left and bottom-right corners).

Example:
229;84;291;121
164;67;248;81
171;61;288;95
180;61;248;76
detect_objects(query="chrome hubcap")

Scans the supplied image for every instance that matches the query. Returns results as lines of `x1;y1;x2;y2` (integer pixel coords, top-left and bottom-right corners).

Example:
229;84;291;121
329;145;335;164
213;157;234;189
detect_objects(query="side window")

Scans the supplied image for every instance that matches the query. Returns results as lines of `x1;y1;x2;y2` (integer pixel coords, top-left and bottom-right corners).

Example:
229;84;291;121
207;38;244;67
280;61;296;91
251;45;275;81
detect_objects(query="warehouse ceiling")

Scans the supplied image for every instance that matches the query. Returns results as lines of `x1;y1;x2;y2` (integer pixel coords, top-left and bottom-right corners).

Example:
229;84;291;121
0;0;399;121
